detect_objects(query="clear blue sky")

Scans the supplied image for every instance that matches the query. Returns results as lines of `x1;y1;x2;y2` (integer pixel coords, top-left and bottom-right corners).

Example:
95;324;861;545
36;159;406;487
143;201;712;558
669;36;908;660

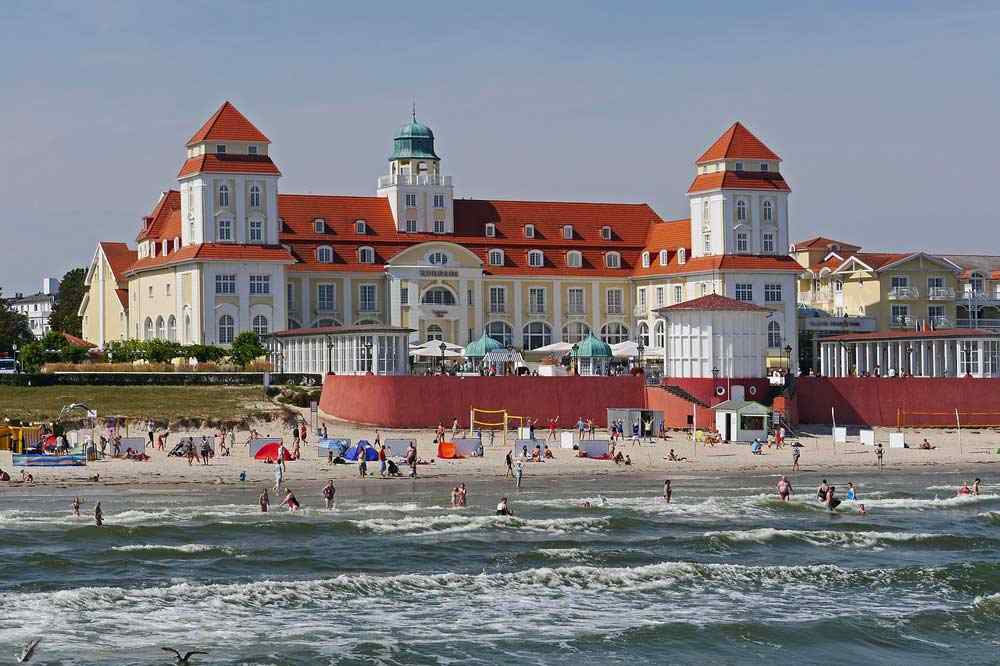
1;1;998;294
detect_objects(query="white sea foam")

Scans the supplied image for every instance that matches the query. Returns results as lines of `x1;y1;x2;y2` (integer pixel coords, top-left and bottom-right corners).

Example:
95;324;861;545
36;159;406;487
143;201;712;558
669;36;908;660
861;494;999;510
535;548;592;561
111;543;237;555
704;528;945;550
351;513;610;537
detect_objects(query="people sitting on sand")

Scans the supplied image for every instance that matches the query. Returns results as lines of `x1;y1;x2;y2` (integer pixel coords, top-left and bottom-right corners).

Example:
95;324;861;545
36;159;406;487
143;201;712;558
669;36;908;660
544;446;555;460
919;438;936;450
19;470;34;484
624;455;632;466
531;446;542;462
386;459;402;477
664;449;688;462
751;439;764;455
613;451;625;464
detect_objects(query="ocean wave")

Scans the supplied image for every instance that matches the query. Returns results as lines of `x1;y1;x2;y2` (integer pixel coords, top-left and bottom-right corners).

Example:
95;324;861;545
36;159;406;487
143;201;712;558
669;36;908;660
980;511;1000;524
861;494;999;510
351;513;610;537
973;593;1000;618
534;548;592;561
704;528;969;550
111;543;238;555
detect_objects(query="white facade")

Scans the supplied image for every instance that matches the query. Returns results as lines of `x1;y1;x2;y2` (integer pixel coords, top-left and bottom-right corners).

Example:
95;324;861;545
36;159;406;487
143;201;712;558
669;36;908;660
10;278;59;338
660;303;769;378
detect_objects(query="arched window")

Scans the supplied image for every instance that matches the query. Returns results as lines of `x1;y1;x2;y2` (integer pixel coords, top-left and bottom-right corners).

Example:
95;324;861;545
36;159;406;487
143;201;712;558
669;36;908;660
316;246;333;263
605;252;621;269
421;287;456;305
249;184;261;208
527;250;544;268
486;321;513;347
601;322;629;344
155;316;165;339
167;315;177;342
659;249;668;266
638;321;650;347
428;251;448;266
218;314;235;344
522;321;552;350
183;314;192;343
702;200;710;224
218;184;229;208
313;218;326;233
144;317;153;340
641;252;650;268
253;314;269;336
560;250;580;269
762;200;773;222
488;249;504;266
426;324;444;342
562;321;590;343
678;248;687;264
736;199;747;222
654;320;665;348
358;246;375;264
768;321;782;348
523;224;535;239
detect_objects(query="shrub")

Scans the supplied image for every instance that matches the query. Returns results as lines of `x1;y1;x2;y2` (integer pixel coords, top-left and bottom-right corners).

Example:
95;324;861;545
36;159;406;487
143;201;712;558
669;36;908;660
229;332;266;367
185;344;227;363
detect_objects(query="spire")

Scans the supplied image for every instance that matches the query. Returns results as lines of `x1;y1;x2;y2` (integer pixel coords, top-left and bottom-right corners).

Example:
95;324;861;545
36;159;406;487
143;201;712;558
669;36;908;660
411;99;416;123
696;122;780;165
186;101;270;147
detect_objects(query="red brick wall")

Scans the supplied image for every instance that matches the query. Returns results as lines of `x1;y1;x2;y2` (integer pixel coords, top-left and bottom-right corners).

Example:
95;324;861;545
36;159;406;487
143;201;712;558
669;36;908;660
795;376;1000;426
644;387;714;429
319;375;647;428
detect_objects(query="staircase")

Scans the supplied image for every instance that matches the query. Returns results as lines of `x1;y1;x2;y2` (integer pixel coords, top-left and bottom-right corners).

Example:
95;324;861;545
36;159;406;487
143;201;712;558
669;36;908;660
661;384;710;408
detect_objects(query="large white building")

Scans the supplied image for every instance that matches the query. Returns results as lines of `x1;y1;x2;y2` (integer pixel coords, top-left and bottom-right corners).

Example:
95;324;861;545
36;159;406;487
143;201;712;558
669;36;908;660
9;278;60;338
80;103;800;377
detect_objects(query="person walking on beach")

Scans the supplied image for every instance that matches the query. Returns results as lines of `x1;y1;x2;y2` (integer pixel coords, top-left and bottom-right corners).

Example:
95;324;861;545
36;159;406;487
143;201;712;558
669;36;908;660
378;443;387;478
200;436;211;465
576;417;586;440
663;479;672;503
299;422;307;444
631;421;641;447
94;502;103;527
548;417;559;442
505;450;514;478
273;458;285;492
259;488;270;512
451;418;459;440
72;496;82;517
791;443;801;471
358;448;368;479
322;480;336;509
406;442;418;478
777;476;792;501
146;420;155;448
514;460;524;489
875;442;885;469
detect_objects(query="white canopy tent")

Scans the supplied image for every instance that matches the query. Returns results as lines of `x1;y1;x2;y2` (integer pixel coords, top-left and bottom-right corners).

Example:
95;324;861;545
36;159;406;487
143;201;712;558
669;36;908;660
532;341;574;354
611;341;639;359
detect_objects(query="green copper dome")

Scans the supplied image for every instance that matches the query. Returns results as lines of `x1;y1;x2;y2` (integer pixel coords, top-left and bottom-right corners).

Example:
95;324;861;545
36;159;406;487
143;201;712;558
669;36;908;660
390;114;440;161
570;333;612;358
464;332;504;358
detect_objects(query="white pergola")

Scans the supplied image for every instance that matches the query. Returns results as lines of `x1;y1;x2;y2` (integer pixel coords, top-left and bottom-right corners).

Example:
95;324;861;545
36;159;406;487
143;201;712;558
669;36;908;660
268;325;415;375
819;328;1000;378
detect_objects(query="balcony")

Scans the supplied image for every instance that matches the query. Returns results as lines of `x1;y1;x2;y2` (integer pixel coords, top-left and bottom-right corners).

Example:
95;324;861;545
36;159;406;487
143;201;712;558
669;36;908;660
890;315;914;329
888;286;920;300
929;316;951;328
928;287;955;300
377;173;452;189
957;318;1000;330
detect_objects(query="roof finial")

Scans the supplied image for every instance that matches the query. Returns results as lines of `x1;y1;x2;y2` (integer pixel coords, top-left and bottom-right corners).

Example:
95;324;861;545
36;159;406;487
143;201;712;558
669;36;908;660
411;99;416;122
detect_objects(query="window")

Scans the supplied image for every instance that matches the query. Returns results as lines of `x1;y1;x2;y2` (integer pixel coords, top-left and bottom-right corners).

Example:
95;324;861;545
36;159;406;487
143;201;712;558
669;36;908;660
891;304;910;326
638;322;650;347
489;286;506;313
359;284;376;311
317;284;336;311
249;275;270;294
762;232;775;254
215;274;236;294
167;315;176;342
405;194;417;207
659;249;668;266
422;287;456;305
218;219;232;241
638;288;646;310
156;316;165;339
563;321;590;343
703;231;712;254
735;283;753;302
218;314;234;344
428;251;448;266
523;224;535;239
566;250;582;268
218;184;229;207
764;284;782;302
314;219;326;233
144;317;153;340
216;144;226;154
250;184;261;208
762;200;773;222
605;252;621;269
562;225;574;240
928;304;945;324
528;287;546;314
528;250;544;268
405;219;417;233
249;220;263;243
486;321;512;347
355;220;367;234
522;321;552;350
248;144;258;155
960;341;979;375
358;247;375;264
433;194;445;208
736;199;747;222
433;219;445;234
162;239;168;255
654;320;665;348
601;226;612;240
736;232;749;253
655;286;664;306
165;282;171;296
184;314;191;342
641;251;650;268
485;223;496;237
968;272;985;294
426;324;444;342
287;283;295;309
702;200;710;224
316;246;333;263
398;286;408;306
767;321;782;348
890;276;909;289
488;249;504;266
678;248;686;264
760;163;769;171
734;161;743;170
252;314;269;336
606;288;623;314
833;280;843;292
567;287;585;314
928;276;944;290
600;322;629;344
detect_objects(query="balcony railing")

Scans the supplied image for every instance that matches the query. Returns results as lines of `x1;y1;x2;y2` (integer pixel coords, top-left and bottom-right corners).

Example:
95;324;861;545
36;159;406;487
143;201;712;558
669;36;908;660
927;287;955;300
890;315;914;329
930;316;951;328
377;173;452;189
957;318;1000;330
888;286;919;300
607;306;624;315
489;304;506;314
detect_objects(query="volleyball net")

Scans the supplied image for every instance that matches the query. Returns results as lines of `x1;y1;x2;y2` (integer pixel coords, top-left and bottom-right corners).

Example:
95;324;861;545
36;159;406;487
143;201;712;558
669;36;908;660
897;408;1000;428
469;408;526;445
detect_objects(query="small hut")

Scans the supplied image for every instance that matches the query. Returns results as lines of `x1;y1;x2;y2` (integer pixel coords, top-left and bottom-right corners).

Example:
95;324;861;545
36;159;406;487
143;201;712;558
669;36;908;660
571;334;612;376
464;332;504;362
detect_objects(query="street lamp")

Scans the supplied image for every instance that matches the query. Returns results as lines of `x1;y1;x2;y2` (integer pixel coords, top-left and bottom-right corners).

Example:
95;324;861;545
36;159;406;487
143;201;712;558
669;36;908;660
438;341;447;373
636;338;645;369
571;342;580;375
783;344;793;372
365;341;374;373
11;343;19;374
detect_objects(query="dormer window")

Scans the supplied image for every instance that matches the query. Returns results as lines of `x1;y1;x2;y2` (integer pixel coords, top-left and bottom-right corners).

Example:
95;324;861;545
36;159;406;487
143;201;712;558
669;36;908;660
162;239;168;256
358;246;375;264
485;223;496;238
488;249;504;266
566;250;582;268
678;248;687;264
248;145;258;155
527;249;544;267
355;220;367;234
173;237;180;252
760;163;769;171
605;252;621;269
562;225;573;240
215;144;226;154
218;184;229;208
734;161;743;170
659;249;668;266
314;219;326;234
524;224;535;239
316;246;333;264
601;226;612;240
249;184;261;208
641;251;650;268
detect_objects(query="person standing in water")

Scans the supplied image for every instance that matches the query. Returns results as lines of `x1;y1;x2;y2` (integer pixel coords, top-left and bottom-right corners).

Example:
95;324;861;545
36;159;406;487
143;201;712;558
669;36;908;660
94;502;104;527
322;480;336;509
504;450;514;478
663;479;672;503
72;496;82;517
972;478;982;496
824;485;841;511
514;460;524;489
846;482;858;501
496;496;513;516
875;442;885;469
458;483;467;507
282;487;300;512
792;444;801;471
259;488;270;512
273;458;285;491
777;476;792;501
817;479;829;502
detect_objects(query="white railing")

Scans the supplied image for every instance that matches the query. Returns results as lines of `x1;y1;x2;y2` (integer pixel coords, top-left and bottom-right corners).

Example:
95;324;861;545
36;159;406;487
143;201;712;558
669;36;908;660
928;287;955;300
930;316;951;328
890;315;914;329
957;318;1000;329
888;286;919;300
377;173;452;189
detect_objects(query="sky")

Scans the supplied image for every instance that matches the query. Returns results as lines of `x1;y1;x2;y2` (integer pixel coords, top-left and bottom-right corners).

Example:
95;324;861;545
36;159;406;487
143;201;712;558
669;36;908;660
1;1;998;295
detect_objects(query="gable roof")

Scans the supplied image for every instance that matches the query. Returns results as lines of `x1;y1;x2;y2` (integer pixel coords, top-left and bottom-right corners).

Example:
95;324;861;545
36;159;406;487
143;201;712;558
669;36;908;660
656;293;769;312
792;236;861;252
136;190;181;242
127;243;295;274
99;242;137;283
186;101;270;146
696;122;781;164
687;170;790;194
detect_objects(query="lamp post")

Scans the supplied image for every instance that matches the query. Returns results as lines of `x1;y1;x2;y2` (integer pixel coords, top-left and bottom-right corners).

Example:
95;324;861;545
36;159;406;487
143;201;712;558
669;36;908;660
636;338;645;370
571;342;580;375
783;344;793;374
12;343;19;374
438;341;447;373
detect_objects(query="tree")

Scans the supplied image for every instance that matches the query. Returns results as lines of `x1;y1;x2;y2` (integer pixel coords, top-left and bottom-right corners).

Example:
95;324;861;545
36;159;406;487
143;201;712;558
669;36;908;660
184;344;227;363
142;339;184;364
229;332;265;367
48;267;86;337
0;289;33;353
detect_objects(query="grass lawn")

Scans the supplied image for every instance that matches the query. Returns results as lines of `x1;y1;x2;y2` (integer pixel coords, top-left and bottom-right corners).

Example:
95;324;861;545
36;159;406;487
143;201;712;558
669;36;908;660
0;385;281;422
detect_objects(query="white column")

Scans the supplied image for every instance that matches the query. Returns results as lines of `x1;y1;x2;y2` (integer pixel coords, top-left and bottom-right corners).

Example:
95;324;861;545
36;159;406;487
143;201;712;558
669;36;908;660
342;277;353;326
875;342;882;374
552;282;562;344
931;339;938;376
977;338;985;377
458;278;469;344
301;279;310;328
865;342;872;374
513;283;524;348
841;344;848;377
389;276;402;327
820;343;827;376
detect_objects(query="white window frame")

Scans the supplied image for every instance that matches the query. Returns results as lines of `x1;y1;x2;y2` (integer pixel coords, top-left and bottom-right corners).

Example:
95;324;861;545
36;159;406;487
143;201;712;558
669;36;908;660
678;248;686;264
489;286;506;313
433;219;446;234
767;321;782;348
405;219;417;233
252;314;269;336
605;252;621;269
601;226;612;240
659;249;668;266
736;232;749;253
562;225;574;240
764;283;782;303
249;184;261;208
249;219;263;243
566;250;582;268
527;250;544;268
359;283;377;312
528;287;546;315
218;314;234;344
567;287;585;314
355;219;367;234
215;274;236;294
762;200;773;222
427;251;448;266
641;251;650;268
433;194;445;208
218;219;232;241
485;223;496;237
316;246;333;263
313;219;326;233
762;231;775;254
358;246;375;264
218;184;229;208
606;288;623;314
405;193;418;208
735;283;753;302
317;284;336;311
488;249;504;266
249;275;270;295
248;144;258;155
523;224;535;239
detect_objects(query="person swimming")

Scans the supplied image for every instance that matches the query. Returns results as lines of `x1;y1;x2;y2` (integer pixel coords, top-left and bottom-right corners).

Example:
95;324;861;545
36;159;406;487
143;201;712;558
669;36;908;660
958;481;971;496
858;503;866;515
283;488;300;512
496;497;513;516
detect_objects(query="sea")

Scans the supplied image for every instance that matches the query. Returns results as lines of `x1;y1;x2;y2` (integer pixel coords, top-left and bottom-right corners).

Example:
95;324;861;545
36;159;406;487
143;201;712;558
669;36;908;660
1;471;998;665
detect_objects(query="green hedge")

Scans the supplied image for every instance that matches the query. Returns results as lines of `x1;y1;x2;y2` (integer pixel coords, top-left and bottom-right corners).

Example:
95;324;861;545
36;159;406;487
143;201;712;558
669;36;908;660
0;372;322;387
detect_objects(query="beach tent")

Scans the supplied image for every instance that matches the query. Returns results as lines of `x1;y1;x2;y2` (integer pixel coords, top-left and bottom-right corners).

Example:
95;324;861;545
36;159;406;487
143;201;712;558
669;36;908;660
438;438;482;459
532;341;573;354
254;441;293;462
317;438;350;458
383;439;414;459
577;440;611;459
249;437;282;459
343;440;379;462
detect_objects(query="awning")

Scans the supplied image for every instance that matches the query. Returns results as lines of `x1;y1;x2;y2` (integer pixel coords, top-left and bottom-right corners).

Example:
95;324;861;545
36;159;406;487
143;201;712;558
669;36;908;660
483;348;525;367
532;341;574;354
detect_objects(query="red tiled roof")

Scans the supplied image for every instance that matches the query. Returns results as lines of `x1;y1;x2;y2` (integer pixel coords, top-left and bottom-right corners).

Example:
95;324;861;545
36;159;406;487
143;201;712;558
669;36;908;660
687;170;790;194
136;190;181;242
806;255;845;273
696;122;780;164
127;243;294;274
657;293;768;312
849;252;912;270
62;332;97;349
792;236;860;252
115;288;129;312
99;242;137;283
186;101;270;147
823;328;1000;343
178;154;280;177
